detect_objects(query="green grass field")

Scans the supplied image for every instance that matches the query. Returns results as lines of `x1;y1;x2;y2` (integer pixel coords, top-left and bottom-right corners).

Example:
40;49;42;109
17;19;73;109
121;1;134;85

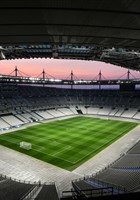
0;116;138;171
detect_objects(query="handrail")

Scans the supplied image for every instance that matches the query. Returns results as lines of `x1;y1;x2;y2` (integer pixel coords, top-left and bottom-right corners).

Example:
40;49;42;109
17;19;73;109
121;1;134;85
0;173;55;186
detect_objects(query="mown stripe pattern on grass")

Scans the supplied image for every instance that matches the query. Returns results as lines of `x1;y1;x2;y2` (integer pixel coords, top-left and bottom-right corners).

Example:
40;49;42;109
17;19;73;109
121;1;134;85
0;116;137;170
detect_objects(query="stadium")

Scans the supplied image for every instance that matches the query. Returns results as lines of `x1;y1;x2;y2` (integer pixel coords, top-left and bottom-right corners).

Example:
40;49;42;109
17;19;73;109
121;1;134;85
1;1;140;199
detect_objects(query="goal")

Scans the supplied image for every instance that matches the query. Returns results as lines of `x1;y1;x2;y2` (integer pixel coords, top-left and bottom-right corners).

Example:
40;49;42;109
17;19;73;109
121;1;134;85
20;141;32;150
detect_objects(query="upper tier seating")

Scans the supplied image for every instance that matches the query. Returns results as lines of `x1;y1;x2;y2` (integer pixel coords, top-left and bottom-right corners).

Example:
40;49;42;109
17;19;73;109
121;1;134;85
1;85;140;111
0;86;140;131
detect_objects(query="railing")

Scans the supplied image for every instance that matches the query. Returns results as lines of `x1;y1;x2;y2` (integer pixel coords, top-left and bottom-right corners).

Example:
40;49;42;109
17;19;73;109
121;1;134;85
64;185;114;199
72;149;128;184
20;185;39;200
86;178;126;194
0;74;140;86
0;173;55;186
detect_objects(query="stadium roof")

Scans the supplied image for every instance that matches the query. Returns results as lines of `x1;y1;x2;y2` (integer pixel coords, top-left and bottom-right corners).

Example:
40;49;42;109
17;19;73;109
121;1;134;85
1;0;140;71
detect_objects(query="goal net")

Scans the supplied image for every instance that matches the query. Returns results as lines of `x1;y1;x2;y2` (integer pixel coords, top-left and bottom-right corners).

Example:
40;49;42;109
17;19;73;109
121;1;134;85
20;141;32;150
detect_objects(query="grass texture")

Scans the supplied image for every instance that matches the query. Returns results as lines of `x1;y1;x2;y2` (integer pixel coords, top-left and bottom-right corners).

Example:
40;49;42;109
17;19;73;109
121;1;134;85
0;116;137;171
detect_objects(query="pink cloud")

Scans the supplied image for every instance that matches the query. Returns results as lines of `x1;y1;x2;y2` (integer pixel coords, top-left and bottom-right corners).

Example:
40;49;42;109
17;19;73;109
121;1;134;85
0;58;140;80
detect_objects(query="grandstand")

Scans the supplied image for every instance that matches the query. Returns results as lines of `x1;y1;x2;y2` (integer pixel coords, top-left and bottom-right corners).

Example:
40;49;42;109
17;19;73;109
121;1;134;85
72;140;140;196
0;174;59;200
0;85;140;199
1;0;140;199
0;86;140;124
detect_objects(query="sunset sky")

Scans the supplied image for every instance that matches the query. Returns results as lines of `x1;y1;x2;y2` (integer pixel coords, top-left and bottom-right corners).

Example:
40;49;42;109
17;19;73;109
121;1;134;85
0;58;140;80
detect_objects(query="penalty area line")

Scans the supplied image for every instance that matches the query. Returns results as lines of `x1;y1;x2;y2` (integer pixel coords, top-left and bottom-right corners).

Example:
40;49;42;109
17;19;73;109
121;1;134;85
32;147;75;164
0;138;75;165
32;143;76;164
52;145;72;156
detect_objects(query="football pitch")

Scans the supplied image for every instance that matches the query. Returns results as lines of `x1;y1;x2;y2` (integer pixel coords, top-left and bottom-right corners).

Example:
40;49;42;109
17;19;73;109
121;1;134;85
0;116;138;171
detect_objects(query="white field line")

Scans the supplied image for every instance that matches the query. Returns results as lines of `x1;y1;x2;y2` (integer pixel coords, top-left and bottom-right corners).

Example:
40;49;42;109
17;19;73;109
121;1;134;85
0;137;19;145
74;124;137;164
32;143;76;164
0;137;75;165
0;121;136;165
52;145;72;156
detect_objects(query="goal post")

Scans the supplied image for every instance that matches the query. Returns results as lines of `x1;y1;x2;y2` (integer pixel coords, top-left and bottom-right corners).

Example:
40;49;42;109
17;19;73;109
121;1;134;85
20;141;32;150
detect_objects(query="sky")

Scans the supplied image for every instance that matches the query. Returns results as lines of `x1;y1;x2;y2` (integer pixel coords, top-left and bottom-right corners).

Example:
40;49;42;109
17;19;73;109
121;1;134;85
0;58;140;80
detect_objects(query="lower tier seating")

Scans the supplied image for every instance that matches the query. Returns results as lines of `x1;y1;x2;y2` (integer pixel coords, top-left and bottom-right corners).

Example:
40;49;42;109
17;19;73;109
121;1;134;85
0;176;59;200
